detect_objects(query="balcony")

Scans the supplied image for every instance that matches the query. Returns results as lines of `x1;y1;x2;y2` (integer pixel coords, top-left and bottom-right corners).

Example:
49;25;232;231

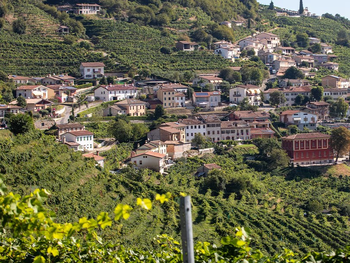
232;94;242;97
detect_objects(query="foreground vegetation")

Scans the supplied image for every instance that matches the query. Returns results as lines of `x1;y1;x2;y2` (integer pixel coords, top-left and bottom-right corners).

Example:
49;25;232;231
1;130;350;256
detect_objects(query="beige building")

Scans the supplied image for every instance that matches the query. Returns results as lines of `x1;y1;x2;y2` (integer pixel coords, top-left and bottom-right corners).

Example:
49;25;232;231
131;151;167;174
322;75;349;89
15;85;53;99
147;122;186;142
220;121;251;141
199;115;222;142
229;84;261;106
164;141;191;159
156;87;186;108
263;86;312;106
104;99;147;116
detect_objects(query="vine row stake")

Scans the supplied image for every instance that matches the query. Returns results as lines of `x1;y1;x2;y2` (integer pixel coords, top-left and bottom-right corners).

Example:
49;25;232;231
180;196;195;263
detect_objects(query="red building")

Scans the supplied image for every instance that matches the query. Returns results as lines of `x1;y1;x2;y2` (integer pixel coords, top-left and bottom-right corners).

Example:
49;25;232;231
282;133;333;166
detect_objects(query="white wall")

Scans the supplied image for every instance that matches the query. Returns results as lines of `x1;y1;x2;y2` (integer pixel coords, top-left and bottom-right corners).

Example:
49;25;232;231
131;155;164;173
185;124;207;142
63;133;94;151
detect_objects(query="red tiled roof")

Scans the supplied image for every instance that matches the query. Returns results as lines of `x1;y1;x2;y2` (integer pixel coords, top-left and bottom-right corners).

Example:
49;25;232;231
65;130;94;136
280;110;300;115
132;151;166;159
283;133;330;140
309;101;329;106
17;85;43;90
100;84;137;91
203;163;221;170
250;128;275;135
56;123;85;129
82;153;105;161
81;62;105;67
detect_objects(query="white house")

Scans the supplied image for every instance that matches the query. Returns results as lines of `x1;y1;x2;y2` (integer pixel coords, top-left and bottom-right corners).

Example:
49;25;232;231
94;84;138;101
174;93;186;107
214;42;240;61
179;119;207;143
16;85;49;99
80;62;105;79
74;3;101;15
131;151;167;174
220;121;251;141
280;110;318;130
263;86;312;106
229;84;261;106
61;130;94;151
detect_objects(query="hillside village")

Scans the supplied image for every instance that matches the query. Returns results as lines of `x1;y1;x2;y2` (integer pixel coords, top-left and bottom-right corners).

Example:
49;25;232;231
1;25;350;173
5;0;350;260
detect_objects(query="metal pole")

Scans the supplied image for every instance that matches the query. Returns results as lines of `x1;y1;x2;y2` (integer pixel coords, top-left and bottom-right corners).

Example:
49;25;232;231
180;196;195;263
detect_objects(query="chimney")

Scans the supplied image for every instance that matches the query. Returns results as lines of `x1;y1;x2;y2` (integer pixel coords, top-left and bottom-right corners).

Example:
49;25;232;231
62;136;66;143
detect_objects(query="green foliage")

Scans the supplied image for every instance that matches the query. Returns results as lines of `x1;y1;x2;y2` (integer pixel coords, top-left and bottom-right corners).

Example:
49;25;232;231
330;126;350;162
330;98;348;118
191;133;214;149
283;66;304;79
311;86;324;101
8;113;34;135
154;104;165;119
270;91;286;106
219;68;242;84
12;17;26;34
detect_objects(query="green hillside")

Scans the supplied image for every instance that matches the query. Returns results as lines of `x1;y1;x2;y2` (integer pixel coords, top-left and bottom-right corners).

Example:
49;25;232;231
2;130;350;256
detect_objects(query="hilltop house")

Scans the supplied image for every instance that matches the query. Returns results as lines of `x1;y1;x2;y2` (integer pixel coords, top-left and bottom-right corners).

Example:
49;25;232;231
136;140;167;155
147;122;186;142
304;101;330;120
80;62;105;79
94;84;138;101
319;62;339;71
47;85;77;102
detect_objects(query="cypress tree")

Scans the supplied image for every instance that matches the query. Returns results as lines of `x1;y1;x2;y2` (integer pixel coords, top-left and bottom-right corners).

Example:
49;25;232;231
268;1;274;10
299;0;304;14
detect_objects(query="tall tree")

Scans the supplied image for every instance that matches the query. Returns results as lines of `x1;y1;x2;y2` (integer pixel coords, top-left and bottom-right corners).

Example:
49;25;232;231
283;66;304;79
299;0;304;14
8;113;34;135
16;96;26;107
330;126;350;162
154;105;165;119
311;86;324;101
269;91;286;106
109;119;133;142
268;1;274;10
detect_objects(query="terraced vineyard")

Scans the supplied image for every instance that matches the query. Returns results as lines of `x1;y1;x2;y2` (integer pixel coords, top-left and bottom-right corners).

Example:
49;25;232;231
83;20;235;74
0;32;103;76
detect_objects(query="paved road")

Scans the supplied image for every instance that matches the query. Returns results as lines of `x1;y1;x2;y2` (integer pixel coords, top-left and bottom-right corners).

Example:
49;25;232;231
58;101;103;124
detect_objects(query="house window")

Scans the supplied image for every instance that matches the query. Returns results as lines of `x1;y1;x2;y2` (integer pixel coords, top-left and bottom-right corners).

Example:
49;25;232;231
139;160;142;165
208;131;211;135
